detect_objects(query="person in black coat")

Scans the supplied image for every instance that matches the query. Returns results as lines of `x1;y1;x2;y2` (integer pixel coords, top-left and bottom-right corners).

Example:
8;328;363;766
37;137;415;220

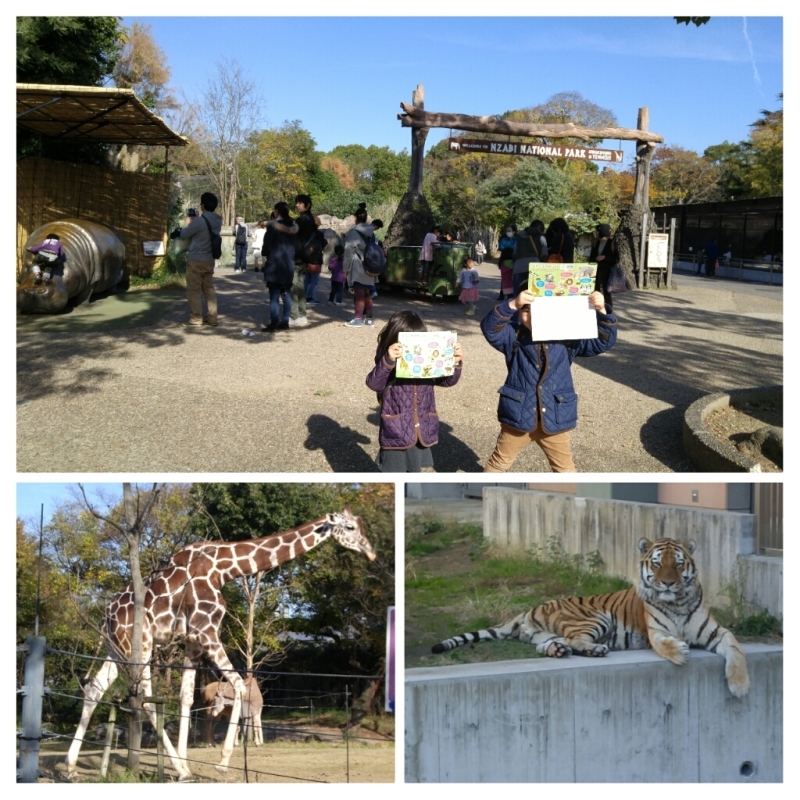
545;217;575;263
261;202;298;331
589;223;618;310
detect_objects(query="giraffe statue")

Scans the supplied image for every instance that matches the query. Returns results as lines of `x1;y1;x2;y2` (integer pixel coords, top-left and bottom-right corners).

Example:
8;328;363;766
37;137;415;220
65;507;376;781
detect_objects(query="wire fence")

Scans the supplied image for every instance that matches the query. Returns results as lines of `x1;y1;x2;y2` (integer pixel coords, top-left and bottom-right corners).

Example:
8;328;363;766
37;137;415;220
18;639;394;784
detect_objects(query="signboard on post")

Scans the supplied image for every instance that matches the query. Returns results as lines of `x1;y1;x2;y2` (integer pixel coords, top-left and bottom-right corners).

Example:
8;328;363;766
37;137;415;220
647;233;669;269
449;138;624;163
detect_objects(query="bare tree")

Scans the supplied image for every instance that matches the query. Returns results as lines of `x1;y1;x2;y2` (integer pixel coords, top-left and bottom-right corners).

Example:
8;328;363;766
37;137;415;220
190;60;264;225
79;482;160;773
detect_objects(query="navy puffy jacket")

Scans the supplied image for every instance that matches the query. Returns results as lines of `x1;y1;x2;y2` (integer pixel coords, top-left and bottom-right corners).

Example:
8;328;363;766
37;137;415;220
481;300;617;434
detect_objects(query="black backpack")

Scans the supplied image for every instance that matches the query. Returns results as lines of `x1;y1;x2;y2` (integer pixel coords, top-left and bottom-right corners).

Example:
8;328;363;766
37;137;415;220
235;224;248;245
358;231;387;276
299;229;327;264
202;216;223;259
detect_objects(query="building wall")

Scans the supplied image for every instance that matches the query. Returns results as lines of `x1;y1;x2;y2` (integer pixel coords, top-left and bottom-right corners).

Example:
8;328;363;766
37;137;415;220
406;645;782;783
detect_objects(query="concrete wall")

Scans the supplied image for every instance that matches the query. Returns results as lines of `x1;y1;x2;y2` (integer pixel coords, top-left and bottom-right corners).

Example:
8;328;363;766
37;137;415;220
482;488;756;607
740;555;783;619
405;644;782;782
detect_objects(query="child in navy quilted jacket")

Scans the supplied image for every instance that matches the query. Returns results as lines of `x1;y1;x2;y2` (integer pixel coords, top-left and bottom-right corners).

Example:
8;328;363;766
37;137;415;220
366;310;464;472
481;285;617;472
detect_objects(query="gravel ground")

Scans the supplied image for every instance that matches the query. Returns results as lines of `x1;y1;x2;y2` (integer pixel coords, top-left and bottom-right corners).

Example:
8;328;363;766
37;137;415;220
17;263;782;473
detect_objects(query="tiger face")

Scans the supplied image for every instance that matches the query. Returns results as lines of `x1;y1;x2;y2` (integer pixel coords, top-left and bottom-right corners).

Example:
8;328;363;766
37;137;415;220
637;538;698;604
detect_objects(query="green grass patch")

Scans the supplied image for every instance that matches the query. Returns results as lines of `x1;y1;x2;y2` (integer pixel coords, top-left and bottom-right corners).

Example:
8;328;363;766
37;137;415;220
406;524;631;668
129;248;187;290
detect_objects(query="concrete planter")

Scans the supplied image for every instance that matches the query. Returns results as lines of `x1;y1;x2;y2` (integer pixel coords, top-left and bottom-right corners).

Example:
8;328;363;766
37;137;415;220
682;386;783;472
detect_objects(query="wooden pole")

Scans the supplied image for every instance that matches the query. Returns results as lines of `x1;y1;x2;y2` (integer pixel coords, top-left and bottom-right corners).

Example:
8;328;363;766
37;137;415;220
408;85;429;195
100;704;117;779
18;636;46;783
144;697;166;782
638;212;649;289
633;107;655;207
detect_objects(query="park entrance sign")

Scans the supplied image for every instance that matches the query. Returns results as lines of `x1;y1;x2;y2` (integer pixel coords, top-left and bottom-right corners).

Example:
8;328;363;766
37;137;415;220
448;137;624;163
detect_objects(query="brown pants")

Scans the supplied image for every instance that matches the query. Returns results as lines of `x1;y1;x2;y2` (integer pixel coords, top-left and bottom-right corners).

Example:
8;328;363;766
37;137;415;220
186;258;217;324
484;424;576;473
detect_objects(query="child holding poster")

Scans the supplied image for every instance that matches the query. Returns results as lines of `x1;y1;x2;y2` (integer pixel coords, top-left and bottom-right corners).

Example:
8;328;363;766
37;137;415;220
480;285;617;472
366;311;464;472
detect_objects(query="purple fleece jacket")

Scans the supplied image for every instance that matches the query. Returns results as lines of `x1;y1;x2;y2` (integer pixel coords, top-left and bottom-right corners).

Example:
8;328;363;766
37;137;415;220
366;349;462;449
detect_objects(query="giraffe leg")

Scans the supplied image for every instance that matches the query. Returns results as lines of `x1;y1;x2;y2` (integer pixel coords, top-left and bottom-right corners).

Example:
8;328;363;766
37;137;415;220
65;658;118;779
140;665;192;781
202;641;245;774
176;654;199;761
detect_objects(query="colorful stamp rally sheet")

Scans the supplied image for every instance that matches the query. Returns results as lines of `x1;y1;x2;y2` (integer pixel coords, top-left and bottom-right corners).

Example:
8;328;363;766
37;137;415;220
396;330;457;379
525;263;599;341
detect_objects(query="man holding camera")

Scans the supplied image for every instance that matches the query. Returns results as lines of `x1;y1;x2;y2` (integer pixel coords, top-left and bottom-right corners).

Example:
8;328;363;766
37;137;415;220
171;192;223;327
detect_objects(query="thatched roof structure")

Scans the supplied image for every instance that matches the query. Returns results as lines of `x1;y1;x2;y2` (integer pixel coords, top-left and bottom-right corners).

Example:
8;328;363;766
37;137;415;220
17;83;186;147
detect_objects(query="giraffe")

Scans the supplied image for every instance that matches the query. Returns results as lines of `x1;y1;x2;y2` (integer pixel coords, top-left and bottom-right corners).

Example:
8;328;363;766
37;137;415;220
65;506;375;781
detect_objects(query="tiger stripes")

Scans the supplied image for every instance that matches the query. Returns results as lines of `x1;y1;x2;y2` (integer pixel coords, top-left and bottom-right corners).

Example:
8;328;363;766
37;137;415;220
431;537;750;697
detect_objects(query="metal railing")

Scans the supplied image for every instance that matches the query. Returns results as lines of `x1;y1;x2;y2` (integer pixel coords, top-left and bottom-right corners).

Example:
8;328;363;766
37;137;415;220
673;253;783;284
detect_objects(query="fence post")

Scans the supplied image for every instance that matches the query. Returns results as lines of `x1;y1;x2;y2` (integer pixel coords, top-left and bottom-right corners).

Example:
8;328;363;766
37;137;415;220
144;696;166;782
100;704;117;778
344;685;350;784
18;636;46;783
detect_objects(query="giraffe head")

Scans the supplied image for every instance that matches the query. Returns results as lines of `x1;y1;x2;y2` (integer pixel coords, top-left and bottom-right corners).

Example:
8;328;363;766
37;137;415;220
327;506;376;561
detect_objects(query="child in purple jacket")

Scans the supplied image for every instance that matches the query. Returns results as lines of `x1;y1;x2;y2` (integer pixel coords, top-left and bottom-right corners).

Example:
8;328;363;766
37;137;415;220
27;233;65;284
327;244;345;305
366;311;464;472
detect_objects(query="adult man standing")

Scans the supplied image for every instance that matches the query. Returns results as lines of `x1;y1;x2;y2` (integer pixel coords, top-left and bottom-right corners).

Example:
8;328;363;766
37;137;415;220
290;194;320;326
176;192;222;327
233;215;249;273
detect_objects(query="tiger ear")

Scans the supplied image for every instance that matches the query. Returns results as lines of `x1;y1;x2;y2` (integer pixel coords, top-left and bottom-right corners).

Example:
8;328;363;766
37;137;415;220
638;538;652;554
685;539;697;554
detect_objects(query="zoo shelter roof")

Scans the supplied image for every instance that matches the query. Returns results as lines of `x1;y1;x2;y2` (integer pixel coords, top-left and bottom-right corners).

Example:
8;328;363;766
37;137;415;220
16;84;187;147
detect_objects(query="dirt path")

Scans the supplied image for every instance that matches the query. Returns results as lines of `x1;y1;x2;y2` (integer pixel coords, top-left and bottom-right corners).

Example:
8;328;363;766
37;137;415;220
36;739;394;783
17;264;782;473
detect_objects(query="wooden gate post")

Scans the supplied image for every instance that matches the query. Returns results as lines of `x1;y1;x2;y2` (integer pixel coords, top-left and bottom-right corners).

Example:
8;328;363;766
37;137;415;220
18;636;46;783
408;85;429;196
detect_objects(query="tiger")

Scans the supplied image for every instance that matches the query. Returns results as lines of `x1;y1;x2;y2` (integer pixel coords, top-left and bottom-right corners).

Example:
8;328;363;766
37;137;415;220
431;537;750;697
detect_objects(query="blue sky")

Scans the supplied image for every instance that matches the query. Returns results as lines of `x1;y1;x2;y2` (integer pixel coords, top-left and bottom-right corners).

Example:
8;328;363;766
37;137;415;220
129;14;783;170
17;483;123;526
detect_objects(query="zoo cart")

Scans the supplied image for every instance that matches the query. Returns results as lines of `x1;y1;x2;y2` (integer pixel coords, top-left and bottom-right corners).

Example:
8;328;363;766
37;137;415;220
383;244;472;299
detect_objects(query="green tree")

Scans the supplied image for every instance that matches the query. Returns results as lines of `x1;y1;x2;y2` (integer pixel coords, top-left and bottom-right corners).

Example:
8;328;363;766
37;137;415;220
239;121;320;217
745;104;783;196
480;159;571;227
648;146;722;205
17;16;123;85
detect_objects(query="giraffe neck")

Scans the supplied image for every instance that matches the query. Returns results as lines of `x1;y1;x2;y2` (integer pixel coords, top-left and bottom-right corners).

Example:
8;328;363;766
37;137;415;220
204;520;332;585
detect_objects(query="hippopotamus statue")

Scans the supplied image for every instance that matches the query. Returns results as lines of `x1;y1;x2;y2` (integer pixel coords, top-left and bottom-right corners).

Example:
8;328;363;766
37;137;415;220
17;219;126;314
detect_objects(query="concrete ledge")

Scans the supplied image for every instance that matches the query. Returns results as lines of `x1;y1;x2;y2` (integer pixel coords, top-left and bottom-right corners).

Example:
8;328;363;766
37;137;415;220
683;386;783;472
405;498;484;525
405;644;782;782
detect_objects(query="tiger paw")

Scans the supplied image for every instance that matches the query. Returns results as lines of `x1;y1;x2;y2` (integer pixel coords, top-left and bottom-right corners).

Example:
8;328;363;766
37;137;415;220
664;639;690;665
583;644;609;657
726;662;750;698
545;641;572;658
